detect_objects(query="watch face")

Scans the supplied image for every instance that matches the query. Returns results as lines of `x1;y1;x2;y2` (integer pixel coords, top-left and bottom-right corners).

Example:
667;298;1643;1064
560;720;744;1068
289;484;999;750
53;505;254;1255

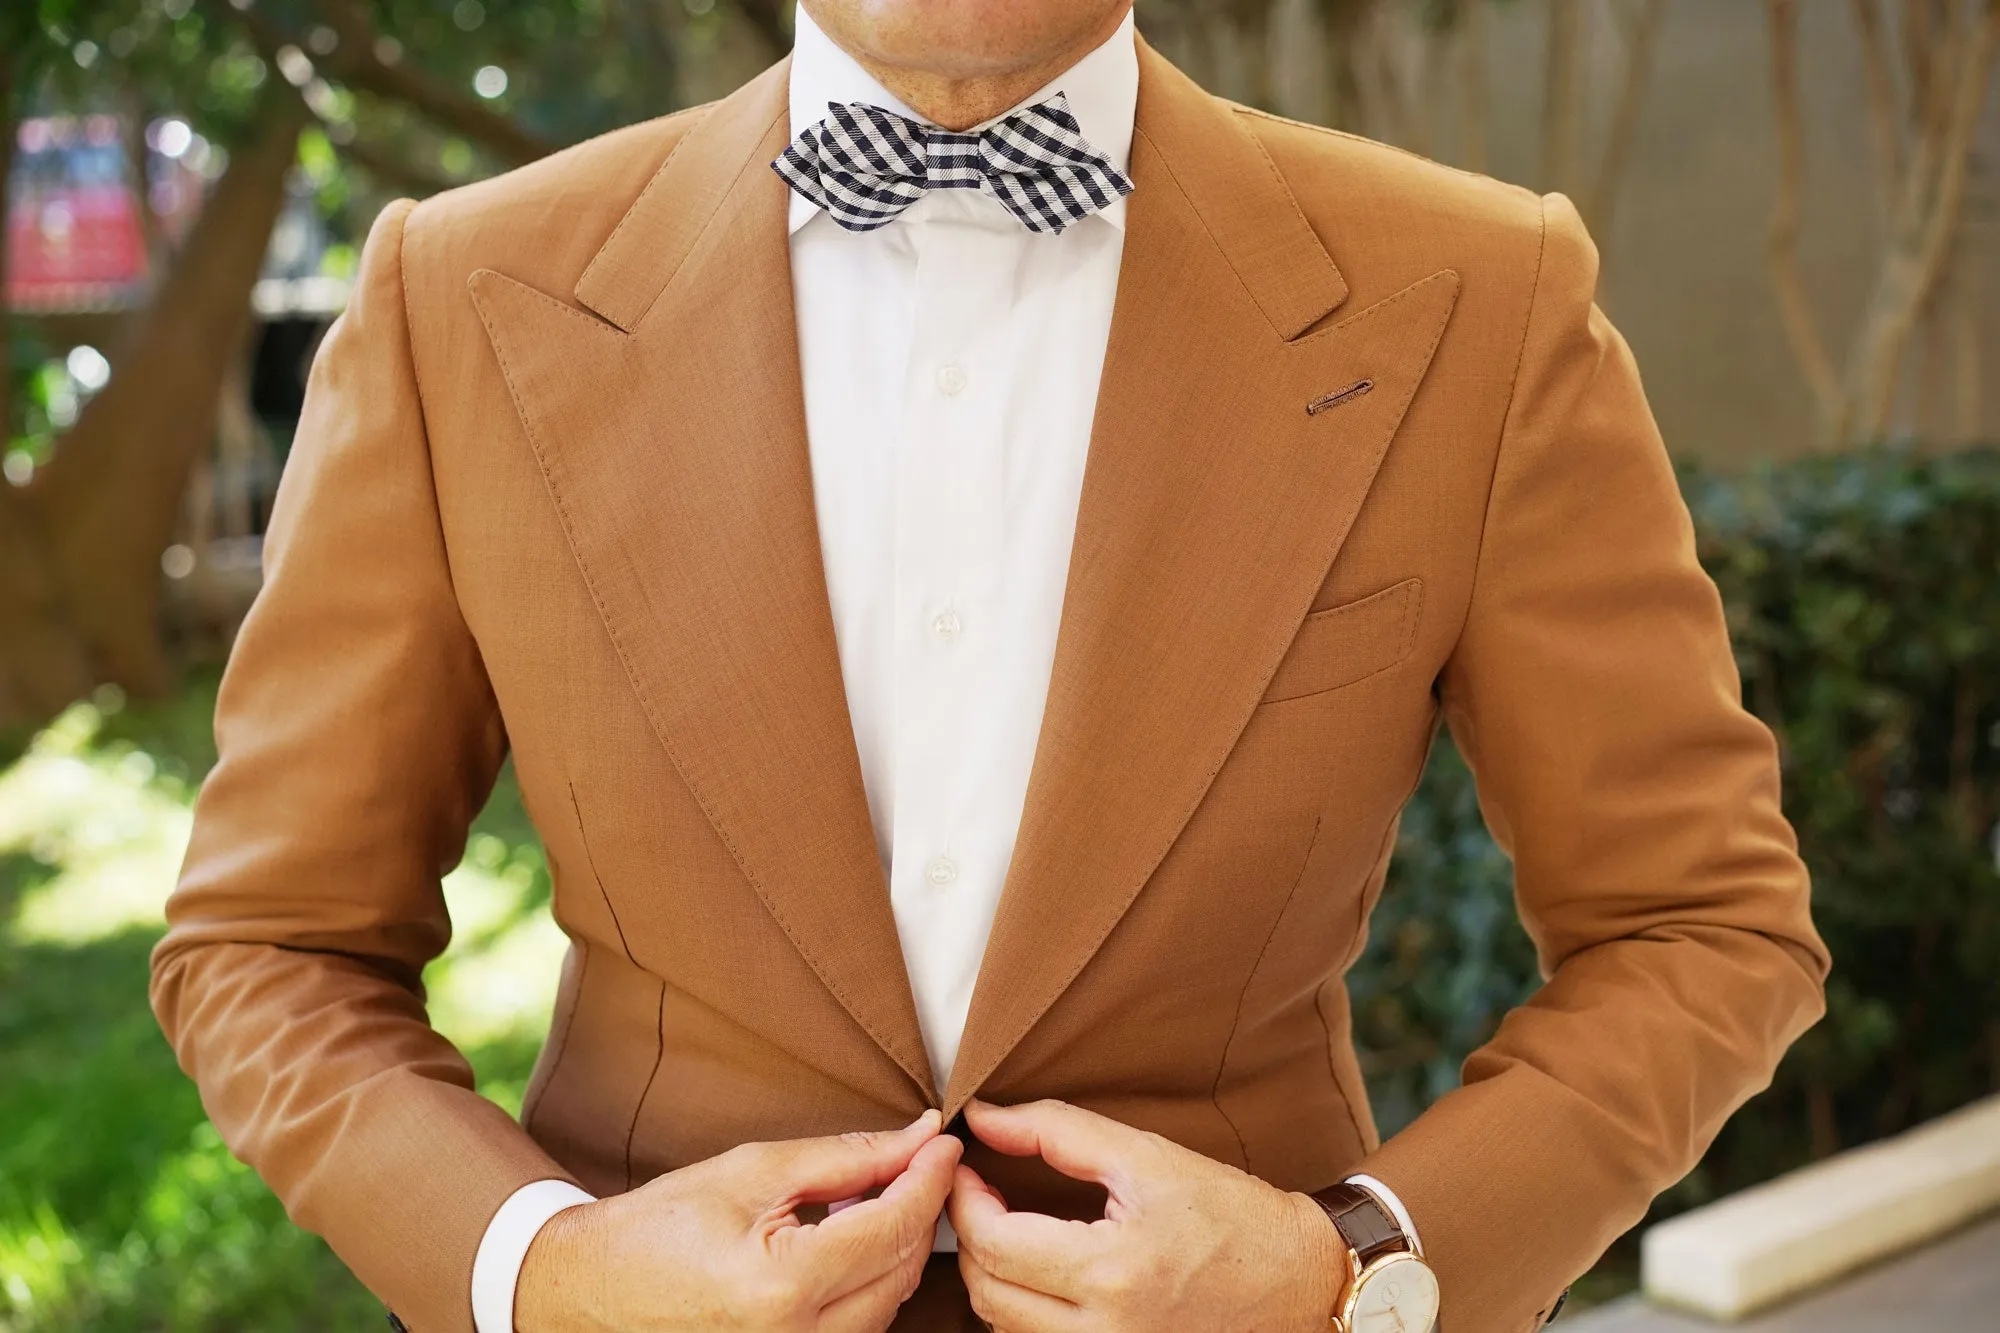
1347;1252;1441;1333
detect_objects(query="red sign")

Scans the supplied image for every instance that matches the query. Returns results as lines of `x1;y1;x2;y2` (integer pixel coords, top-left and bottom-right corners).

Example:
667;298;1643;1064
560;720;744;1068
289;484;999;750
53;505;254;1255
6;115;150;311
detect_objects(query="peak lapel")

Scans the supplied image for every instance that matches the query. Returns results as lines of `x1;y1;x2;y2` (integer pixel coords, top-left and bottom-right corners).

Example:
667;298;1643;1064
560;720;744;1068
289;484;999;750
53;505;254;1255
469;61;936;1101
944;47;1460;1110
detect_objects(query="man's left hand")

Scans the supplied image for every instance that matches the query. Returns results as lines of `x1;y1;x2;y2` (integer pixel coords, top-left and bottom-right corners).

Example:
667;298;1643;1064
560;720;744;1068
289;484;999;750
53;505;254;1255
948;1099;1343;1332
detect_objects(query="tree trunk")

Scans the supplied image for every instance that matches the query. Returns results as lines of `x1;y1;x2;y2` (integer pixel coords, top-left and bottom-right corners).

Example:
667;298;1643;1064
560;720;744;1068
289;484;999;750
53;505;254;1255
0;494;97;738
1948;231;1983;442
0;59;95;737
2;49;15;452
1459;0;1490;174
1838;0;2000;444
0;92;306;731
1584;0;1667;251
1852;0;1904;226
1765;0;1842;429
1541;0;1586;194
1323;0;1370;132
0;71;97;729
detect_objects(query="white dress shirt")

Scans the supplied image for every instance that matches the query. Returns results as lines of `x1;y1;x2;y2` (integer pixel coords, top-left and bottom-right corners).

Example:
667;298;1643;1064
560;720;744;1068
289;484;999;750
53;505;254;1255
469;10;1413;1326
789;3;1134;1094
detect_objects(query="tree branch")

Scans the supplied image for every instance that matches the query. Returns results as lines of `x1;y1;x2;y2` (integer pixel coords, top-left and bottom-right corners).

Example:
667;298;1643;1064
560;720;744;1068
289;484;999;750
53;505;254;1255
0;53;15;454
220;0;553;166
1416;17;1453;160
1459;0;1490;173
336;132;459;196
610;0;681;114
1841;0;2000;442
1320;0;1372;133
1584;0;1666;246
1850;0;1904;222
1764;0;1842;427
1225;0;1277;114
1541;0;1585;193
1947;228;1983;443
734;0;795;61
1366;9;1415;147
1902;0;1938;118
248;50;463;197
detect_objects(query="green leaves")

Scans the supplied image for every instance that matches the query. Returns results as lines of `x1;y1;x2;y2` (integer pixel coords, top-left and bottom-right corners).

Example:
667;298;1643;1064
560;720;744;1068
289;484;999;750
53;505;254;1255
1696;448;2000;1166
1352;446;2000;1196
1349;737;1540;1134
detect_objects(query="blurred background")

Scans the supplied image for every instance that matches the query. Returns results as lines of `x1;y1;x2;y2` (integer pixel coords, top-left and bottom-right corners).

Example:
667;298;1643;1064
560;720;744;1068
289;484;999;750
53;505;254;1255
1;1;1997;1329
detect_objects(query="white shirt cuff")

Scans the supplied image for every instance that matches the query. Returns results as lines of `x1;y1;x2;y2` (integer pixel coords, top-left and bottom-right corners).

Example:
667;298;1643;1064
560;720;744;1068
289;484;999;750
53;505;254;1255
1344;1172;1423;1257
471;1179;596;1333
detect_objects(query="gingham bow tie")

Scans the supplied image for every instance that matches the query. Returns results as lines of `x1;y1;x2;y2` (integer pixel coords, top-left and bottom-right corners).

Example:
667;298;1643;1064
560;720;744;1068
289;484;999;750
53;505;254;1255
772;93;1134;235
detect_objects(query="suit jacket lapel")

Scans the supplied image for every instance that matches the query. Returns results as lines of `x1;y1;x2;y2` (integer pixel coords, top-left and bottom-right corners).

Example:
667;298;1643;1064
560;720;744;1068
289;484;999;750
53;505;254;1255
469;60;937;1101
944;46;1460;1110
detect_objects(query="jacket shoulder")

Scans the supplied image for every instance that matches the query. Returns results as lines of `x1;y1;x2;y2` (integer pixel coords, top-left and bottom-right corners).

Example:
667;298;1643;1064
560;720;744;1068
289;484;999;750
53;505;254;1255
398;104;712;303
1230;105;1549;307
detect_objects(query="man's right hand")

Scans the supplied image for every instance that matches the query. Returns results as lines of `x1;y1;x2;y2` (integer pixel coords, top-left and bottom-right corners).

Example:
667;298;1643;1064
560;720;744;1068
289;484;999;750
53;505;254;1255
514;1110;960;1332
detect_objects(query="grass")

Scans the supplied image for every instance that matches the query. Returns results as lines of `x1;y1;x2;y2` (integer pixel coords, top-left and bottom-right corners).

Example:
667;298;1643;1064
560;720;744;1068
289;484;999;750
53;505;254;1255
0;674;563;1331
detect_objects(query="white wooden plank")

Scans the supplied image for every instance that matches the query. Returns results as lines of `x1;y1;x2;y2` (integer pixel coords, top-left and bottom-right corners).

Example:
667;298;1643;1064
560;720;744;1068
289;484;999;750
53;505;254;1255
1639;1093;2000;1319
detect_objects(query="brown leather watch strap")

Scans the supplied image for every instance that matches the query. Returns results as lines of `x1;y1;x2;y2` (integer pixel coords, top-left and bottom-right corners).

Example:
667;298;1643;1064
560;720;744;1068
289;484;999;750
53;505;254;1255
1309;1182;1407;1264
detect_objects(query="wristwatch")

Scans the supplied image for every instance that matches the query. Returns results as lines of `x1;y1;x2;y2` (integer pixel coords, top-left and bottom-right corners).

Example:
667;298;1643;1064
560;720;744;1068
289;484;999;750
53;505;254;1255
1309;1183;1440;1333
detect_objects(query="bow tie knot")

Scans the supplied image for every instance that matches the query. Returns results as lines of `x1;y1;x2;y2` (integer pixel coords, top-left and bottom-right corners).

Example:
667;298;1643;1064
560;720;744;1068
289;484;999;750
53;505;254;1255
774;93;1133;235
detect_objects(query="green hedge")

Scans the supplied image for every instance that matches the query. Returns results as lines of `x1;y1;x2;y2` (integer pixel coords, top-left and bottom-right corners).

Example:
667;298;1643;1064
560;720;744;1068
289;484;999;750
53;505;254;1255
1350;446;2000;1212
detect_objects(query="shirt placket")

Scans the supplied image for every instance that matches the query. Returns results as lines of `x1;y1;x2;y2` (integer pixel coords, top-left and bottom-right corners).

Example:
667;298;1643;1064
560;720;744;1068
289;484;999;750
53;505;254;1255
888;205;1016;1089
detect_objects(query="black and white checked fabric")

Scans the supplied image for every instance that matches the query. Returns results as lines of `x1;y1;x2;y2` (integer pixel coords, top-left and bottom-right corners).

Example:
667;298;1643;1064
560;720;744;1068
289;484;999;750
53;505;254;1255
773;92;1134;235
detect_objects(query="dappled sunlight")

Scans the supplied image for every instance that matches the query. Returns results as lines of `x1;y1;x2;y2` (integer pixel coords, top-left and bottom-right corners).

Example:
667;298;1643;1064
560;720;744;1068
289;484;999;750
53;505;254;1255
433;848;568;1056
0;1204;81;1325
0;1120;386;1331
0;705;192;947
0;698;569;1051
0;685;566;1331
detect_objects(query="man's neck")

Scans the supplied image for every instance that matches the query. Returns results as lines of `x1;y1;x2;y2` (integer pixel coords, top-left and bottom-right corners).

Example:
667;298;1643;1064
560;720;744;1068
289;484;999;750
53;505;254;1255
813;6;1133;131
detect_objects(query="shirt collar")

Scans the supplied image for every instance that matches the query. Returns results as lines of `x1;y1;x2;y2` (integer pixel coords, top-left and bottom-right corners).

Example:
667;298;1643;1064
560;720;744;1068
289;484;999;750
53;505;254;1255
785;3;1138;235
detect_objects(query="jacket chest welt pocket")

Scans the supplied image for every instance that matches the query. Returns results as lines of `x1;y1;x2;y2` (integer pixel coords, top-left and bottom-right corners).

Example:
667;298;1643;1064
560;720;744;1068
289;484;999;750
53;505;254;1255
1260;578;1424;704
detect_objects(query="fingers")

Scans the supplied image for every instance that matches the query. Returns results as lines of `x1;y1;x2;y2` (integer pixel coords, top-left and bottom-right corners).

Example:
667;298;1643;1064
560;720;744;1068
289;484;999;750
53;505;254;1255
960;1256;1091;1333
946;1162;1010;1256
813;1249;925;1333
949;1162;1008;1218
962;1098;1144;1192
799;1133;961;1303
948;1163;1107;1298
746;1109;945;1210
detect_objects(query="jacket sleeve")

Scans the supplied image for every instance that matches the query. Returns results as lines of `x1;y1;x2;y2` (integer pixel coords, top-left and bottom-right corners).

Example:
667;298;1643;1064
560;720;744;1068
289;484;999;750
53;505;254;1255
1353;194;1829;1333
149;199;577;1333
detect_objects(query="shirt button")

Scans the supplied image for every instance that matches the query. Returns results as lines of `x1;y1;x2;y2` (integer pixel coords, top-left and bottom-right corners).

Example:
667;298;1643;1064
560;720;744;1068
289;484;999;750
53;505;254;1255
936;363;967;396
925;856;958;886
931;610;961;642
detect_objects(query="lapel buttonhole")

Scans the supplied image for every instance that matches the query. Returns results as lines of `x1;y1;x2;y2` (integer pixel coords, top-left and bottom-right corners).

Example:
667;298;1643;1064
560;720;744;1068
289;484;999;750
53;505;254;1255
1307;379;1374;416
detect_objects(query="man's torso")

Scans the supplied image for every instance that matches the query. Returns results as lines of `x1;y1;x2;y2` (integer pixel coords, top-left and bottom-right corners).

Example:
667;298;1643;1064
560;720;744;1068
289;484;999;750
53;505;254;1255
400;43;1541;1217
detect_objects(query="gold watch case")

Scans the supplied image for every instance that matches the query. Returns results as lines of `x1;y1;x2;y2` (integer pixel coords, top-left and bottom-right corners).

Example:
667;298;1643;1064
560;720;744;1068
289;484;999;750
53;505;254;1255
1331;1248;1441;1333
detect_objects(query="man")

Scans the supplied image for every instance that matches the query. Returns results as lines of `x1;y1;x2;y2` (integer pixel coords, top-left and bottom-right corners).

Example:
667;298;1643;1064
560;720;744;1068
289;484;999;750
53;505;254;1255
150;0;1829;1329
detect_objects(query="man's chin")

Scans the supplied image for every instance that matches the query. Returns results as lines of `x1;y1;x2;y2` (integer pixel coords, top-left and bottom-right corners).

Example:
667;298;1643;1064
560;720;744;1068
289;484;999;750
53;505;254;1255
802;0;1131;83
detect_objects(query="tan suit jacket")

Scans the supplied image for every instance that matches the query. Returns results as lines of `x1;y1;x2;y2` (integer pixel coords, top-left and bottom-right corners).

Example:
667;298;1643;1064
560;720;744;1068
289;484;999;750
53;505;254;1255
152;41;1828;1333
